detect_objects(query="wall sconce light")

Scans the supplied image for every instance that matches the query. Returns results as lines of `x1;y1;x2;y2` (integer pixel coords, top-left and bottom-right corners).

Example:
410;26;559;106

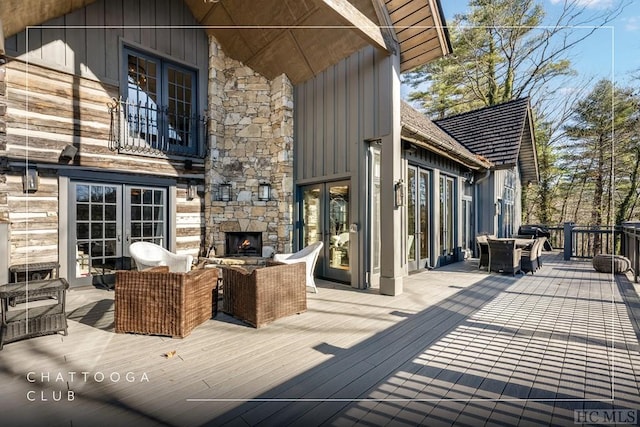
463;170;474;185
59;144;78;162
394;179;404;207
402;141;417;155
258;181;271;201
23;168;39;193
219;182;231;202
187;181;197;200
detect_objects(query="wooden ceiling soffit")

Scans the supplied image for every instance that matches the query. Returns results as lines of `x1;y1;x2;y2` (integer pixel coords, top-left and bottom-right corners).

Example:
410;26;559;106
291;10;369;76
385;0;451;73
319;0;389;52
194;0;389;84
245;31;313;83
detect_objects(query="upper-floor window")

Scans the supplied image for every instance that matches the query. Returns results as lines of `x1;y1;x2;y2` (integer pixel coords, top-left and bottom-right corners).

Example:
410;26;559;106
109;46;205;157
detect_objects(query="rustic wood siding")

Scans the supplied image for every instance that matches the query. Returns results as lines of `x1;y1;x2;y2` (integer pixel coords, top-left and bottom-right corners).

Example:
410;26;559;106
1;0;210;268
5;0;208;112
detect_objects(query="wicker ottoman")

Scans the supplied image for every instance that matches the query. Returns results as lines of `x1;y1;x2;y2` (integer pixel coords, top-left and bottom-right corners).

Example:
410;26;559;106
223;261;306;328
592;254;632;274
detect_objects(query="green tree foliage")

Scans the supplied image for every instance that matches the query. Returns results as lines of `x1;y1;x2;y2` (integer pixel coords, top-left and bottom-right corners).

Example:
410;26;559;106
404;0;576;117
561;80;640;226
404;0;629;226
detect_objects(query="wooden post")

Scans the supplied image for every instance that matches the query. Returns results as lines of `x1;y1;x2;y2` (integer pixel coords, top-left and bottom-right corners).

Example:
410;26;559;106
563;222;574;261
0;222;8;284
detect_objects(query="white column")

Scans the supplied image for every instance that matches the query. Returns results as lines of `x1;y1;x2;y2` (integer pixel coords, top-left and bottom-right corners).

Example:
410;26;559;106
379;52;403;296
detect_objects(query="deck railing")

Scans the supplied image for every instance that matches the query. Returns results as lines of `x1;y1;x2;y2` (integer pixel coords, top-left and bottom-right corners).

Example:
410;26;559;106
530;223;620;260
567;224;619;259
620;222;640;283
531;222;639;282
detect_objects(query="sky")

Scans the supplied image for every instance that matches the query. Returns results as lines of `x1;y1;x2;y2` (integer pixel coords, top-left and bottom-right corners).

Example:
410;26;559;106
402;0;640;100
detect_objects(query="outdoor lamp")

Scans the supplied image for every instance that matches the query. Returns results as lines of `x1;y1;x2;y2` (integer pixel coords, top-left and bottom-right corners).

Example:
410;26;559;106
220;182;231;202
23;168;39;193
258;182;271;201
187;181;197;200
394;179;404;207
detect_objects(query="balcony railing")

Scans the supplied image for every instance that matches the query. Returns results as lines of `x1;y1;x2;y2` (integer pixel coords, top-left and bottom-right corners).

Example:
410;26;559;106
108;98;207;158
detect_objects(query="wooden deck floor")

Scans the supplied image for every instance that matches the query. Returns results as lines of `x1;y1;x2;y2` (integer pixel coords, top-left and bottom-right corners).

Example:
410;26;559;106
1;251;639;426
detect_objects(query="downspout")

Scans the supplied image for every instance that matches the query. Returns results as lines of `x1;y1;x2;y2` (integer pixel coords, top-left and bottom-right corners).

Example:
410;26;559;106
473;168;491;256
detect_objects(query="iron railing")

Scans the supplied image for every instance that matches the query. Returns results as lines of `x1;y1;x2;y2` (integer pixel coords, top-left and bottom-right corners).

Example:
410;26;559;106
108;98;207;158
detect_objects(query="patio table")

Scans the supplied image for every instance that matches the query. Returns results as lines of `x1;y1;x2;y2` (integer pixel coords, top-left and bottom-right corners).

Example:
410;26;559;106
477;237;533;253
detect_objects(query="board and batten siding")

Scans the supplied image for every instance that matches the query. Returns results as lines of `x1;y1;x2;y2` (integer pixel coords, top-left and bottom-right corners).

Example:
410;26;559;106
294;46;392;181
4;0;209;104
294;45;395;288
1;0;209;266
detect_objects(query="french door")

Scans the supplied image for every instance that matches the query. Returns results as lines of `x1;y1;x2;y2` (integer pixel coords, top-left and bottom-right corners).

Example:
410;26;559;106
300;181;351;283
69;182;168;287
439;175;456;261
408;166;431;271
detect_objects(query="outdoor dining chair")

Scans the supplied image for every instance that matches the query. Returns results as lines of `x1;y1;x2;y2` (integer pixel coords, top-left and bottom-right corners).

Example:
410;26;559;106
520;238;542;274
476;234;489;270
487;238;522;276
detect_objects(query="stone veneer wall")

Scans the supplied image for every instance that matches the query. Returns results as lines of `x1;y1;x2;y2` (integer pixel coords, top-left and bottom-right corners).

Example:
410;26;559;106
205;36;294;257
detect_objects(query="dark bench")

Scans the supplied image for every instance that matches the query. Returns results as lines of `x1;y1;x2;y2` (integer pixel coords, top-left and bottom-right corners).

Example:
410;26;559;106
0;278;69;350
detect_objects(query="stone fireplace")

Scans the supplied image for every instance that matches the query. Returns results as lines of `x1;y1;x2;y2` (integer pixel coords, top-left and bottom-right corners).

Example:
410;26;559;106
205;37;295;258
225;231;263;257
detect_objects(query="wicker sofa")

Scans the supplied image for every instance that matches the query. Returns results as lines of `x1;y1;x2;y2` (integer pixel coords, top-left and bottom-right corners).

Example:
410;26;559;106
223;261;306;328
115;266;219;338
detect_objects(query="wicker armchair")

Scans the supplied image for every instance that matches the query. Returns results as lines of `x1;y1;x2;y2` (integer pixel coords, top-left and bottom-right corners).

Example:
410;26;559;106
487;239;522;276
223;261;306;328
115;266;219;338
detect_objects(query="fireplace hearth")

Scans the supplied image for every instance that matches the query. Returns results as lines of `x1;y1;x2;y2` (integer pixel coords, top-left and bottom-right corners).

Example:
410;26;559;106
225;232;263;257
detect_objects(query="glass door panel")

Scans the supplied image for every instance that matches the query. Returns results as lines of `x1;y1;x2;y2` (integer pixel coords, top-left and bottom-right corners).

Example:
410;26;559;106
419;170;430;267
370;149;381;276
73;183;122;287
69;182;167;287
328;183;349;277
126;186;167;248
300;181;351;284
408;167;431;272
302;186;322;247
407;168;417;268
439;175;456;262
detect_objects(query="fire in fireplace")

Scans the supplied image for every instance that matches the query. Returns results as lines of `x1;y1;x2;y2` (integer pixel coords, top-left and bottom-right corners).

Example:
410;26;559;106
225;232;263;256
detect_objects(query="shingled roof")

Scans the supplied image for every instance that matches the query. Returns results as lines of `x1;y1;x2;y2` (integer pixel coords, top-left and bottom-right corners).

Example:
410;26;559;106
434;98;539;184
401;101;492;171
